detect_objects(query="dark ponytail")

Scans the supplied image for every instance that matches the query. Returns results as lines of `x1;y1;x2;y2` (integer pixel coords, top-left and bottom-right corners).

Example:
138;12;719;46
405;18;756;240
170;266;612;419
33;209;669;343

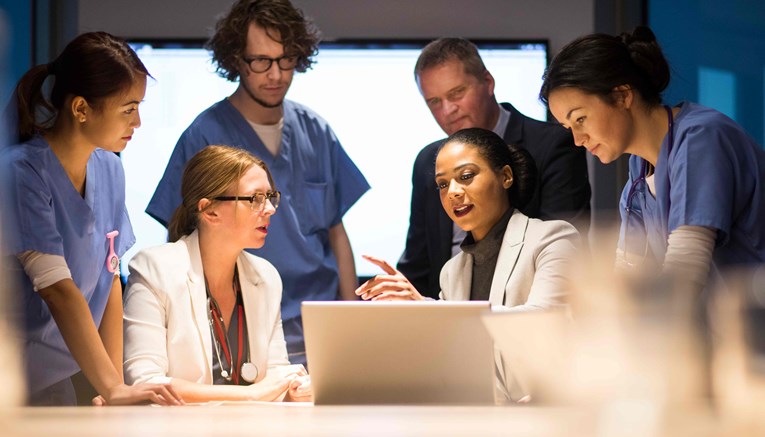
168;205;196;243
505;144;536;210
540;25;670;107
15;65;55;141
440;128;537;211
12;31;149;142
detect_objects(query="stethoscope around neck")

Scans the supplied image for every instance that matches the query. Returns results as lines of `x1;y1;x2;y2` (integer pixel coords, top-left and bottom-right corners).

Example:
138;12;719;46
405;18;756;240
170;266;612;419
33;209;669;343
205;267;258;384
623;104;675;266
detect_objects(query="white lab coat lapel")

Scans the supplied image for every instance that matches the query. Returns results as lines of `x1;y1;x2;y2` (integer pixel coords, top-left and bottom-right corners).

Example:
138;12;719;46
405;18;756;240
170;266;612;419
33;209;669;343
236;254;268;382
488;210;528;307
184;231;214;382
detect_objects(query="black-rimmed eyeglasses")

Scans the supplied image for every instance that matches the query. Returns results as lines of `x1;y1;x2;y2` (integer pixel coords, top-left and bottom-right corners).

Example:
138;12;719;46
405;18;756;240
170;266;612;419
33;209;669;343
214;191;281;211
242;55;298;73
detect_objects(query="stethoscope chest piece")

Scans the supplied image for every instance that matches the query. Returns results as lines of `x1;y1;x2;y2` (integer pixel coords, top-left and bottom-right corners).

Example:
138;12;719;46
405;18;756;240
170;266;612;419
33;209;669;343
241;362;258;383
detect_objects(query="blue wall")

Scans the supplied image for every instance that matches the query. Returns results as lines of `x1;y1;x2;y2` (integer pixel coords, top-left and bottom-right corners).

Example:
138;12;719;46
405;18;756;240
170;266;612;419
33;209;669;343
0;1;32;108
650;0;765;145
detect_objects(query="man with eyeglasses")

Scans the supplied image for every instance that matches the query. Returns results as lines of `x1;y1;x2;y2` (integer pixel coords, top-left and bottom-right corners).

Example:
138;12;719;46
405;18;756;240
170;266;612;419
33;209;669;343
147;0;369;367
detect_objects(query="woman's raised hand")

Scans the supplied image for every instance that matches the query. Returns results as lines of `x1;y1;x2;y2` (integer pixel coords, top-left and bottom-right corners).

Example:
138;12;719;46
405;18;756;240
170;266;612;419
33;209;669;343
354;255;424;301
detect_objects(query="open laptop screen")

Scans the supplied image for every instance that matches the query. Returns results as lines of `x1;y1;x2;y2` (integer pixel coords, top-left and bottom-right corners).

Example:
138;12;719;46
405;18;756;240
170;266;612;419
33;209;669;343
302;301;494;405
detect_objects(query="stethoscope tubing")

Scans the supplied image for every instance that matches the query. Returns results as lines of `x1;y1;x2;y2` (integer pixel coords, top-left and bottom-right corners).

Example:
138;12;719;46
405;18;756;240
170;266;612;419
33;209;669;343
623;105;675;264
206;267;255;384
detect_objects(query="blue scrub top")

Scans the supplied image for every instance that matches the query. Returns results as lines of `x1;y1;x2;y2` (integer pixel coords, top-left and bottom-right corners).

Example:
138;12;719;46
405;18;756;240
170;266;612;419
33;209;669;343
0;136;135;393
618;102;765;268
147;99;369;321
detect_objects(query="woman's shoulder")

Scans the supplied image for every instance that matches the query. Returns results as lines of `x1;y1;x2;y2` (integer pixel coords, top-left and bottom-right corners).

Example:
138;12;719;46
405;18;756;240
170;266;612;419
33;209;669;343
672;102;761;157
128;239;192;278
522;213;580;246
675;102;745;136
0;139;63;199
1;136;52;168
510;209;577;235
239;251;282;285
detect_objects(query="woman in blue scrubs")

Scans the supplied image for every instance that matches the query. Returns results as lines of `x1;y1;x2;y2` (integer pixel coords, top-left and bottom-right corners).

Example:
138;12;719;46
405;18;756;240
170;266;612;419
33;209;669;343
0;32;182;406
540;26;765;293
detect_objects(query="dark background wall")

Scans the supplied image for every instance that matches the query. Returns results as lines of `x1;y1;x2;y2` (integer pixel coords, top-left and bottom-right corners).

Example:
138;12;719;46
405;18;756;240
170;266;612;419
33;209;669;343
0;1;31;108
74;0;594;53
650;0;765;146
2;0;763;237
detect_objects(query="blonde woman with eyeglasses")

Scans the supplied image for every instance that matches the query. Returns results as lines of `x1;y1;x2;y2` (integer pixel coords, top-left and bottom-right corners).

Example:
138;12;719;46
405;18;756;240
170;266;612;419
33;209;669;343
123;145;311;402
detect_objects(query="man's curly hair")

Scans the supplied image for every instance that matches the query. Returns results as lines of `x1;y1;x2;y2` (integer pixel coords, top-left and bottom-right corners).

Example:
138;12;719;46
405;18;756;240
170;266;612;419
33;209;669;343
206;0;320;82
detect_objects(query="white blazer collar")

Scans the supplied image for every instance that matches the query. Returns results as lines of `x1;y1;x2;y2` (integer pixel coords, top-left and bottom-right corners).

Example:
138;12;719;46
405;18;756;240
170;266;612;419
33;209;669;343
179;230;214;382
450;252;473;301
183;229;205;284
488;209;528;306
182;230;270;383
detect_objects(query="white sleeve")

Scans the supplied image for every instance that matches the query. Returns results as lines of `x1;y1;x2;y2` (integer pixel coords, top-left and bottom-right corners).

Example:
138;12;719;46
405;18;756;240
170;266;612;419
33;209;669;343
663;225;716;290
17;250;72;291
123;254;172;386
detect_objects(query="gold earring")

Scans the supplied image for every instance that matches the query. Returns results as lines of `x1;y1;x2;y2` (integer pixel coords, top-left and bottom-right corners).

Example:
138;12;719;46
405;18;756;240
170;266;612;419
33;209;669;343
80;117;86;123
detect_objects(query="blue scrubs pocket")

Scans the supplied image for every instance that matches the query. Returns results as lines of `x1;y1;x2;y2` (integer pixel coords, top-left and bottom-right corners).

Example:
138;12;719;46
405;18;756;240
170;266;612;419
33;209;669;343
297;181;332;235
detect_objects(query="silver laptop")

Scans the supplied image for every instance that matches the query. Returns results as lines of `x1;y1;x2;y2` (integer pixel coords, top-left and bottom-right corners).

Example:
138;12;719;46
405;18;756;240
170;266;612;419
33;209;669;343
303;301;495;405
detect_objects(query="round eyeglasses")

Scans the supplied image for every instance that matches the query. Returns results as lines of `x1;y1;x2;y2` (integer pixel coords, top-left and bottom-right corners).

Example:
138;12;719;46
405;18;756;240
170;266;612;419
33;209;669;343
214;191;281;211
242;55;298;73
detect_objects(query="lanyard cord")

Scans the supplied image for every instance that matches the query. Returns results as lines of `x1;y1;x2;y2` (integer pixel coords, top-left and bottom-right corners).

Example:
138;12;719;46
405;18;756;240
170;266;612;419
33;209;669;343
664;105;675;197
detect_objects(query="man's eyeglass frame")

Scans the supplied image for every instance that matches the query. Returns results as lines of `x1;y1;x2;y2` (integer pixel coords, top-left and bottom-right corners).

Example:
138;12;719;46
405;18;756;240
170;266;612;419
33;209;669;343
242;55;298;74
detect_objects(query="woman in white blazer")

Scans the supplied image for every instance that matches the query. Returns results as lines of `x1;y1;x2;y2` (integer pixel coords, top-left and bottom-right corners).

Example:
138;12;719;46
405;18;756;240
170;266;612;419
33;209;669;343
356;127;579;311
356;128;578;401
123;145;311;403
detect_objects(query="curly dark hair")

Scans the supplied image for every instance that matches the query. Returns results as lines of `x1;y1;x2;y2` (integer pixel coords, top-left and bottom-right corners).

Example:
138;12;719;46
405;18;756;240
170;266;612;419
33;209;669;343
206;0;320;82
